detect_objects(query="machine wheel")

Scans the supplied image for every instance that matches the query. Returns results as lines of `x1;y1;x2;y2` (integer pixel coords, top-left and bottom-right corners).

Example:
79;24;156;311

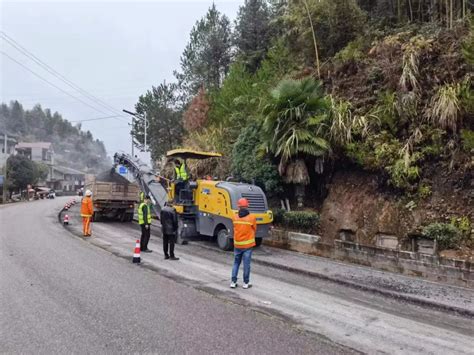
255;238;263;247
93;212;101;222
217;229;233;251
176;232;188;245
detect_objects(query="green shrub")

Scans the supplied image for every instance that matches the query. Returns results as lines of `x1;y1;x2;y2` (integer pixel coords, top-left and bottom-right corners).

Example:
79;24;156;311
282;211;320;233
387;159;420;190
232;122;282;196
271;209;320;233
345;140;379;169
450;216;472;236
461;129;474;152
422;223;461;250
334;37;366;63
417;183;432;199
272;208;286;225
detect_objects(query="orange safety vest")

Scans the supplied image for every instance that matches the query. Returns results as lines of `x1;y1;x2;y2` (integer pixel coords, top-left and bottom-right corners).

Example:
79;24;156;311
80;196;94;217
232;213;256;249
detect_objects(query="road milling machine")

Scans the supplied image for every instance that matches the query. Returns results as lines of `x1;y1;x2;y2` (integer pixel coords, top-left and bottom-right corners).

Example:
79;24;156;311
114;149;273;250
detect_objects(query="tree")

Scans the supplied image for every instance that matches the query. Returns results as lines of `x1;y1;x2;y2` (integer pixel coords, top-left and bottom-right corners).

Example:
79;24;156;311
7;101;26;134
134;82;183;160
232;122;282;195
174;4;232;99
6;155;37;194
234;0;272;72
183;87;210;131
356;0;472;25
462;17;474;66
1;100;109;172
34;162;50;182
282;0;366;64
261;77;330;206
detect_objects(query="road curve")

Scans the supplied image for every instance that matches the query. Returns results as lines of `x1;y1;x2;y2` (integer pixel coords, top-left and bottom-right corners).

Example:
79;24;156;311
0;198;350;354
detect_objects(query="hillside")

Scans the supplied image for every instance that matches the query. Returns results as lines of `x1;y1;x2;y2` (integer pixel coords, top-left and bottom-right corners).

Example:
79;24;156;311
131;1;473;255
0;101;110;172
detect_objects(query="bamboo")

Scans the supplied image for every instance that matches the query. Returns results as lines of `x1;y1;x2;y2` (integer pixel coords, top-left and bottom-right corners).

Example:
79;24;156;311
302;0;321;78
450;0;453;29
445;0;449;27
398;0;402;22
408;0;414;22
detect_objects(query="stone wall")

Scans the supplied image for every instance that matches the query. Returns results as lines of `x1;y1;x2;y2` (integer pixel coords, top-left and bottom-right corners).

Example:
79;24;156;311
318;170;474;247
334;240;473;288
264;228;473;288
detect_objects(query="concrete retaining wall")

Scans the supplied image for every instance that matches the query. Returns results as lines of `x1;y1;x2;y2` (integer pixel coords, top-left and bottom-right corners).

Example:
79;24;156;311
264;228;473;288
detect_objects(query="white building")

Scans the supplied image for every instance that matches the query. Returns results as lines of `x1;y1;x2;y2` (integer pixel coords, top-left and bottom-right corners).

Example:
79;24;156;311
0;130;18;171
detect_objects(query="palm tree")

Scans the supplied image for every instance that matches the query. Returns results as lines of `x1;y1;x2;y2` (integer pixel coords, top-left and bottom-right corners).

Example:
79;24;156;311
261;77;330;207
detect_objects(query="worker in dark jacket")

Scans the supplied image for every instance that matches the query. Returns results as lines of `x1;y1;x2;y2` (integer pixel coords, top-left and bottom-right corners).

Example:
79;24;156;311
160;203;179;260
138;195;152;253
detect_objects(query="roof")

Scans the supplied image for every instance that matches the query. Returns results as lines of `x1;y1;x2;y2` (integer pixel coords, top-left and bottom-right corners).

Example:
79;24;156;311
166;148;222;160
53;165;86;175
16;142;53;150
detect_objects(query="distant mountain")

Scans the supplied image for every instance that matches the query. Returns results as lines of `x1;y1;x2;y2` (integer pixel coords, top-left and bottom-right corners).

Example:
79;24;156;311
0;101;110;173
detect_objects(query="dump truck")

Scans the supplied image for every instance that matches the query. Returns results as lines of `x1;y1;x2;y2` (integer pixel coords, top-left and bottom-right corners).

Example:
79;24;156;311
113;150;273;250
84;169;139;222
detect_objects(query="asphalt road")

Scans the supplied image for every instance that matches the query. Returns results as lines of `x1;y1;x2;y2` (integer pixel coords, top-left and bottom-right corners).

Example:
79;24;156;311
0;198;352;354
63;199;474;354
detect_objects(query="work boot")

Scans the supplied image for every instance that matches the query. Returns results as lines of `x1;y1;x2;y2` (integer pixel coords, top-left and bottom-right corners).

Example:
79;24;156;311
170;256;180;260
143;249;153;253
164;255;170;260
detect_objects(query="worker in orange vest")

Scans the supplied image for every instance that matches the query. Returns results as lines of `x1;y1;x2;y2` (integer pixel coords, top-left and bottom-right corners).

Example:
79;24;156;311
80;189;94;237
230;198;256;289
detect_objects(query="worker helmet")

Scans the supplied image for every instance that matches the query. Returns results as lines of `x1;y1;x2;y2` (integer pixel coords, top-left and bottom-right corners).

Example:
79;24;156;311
237;198;249;208
85;189;92;196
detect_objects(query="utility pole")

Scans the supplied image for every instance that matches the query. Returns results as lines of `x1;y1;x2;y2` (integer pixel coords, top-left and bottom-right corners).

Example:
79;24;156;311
144;111;147;153
123;109;147;156
131;116;135;157
3;157;8;203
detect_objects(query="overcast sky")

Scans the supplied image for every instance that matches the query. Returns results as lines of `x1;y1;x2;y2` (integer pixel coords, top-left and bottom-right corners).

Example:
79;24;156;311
1;0;242;158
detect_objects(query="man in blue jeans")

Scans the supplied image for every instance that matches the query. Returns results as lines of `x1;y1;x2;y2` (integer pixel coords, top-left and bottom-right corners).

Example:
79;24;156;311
230;198;257;289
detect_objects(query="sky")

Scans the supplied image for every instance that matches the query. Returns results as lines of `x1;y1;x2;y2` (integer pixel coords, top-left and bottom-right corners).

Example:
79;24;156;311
0;0;243;159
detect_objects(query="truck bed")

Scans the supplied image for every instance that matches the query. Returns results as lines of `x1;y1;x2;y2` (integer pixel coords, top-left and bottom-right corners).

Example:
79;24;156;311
87;181;139;202
85;169;139;202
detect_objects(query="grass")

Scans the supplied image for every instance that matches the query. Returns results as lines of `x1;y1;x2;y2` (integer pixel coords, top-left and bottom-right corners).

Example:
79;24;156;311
427;84;461;132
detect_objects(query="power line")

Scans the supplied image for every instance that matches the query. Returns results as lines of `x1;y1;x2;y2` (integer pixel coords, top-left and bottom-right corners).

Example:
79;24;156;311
1;51;116;116
70;115;123;123
0;31;129;121
0;31;126;118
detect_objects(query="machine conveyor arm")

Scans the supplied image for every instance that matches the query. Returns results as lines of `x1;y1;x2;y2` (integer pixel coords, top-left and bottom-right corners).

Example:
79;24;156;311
113;153;169;217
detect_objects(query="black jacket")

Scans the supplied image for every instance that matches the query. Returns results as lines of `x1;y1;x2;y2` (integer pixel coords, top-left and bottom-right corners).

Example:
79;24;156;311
160;205;178;235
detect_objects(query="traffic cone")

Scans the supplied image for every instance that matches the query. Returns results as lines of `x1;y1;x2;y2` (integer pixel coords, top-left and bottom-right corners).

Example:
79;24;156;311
63;214;69;225
133;240;141;264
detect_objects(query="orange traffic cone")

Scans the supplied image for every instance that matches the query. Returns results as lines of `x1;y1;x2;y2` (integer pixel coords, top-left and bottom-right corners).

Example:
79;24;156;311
133;240;141;264
63;214;69;225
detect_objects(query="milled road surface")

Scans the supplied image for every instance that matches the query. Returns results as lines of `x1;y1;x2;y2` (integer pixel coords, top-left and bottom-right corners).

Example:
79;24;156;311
2;198;474;354
0;198;351;354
